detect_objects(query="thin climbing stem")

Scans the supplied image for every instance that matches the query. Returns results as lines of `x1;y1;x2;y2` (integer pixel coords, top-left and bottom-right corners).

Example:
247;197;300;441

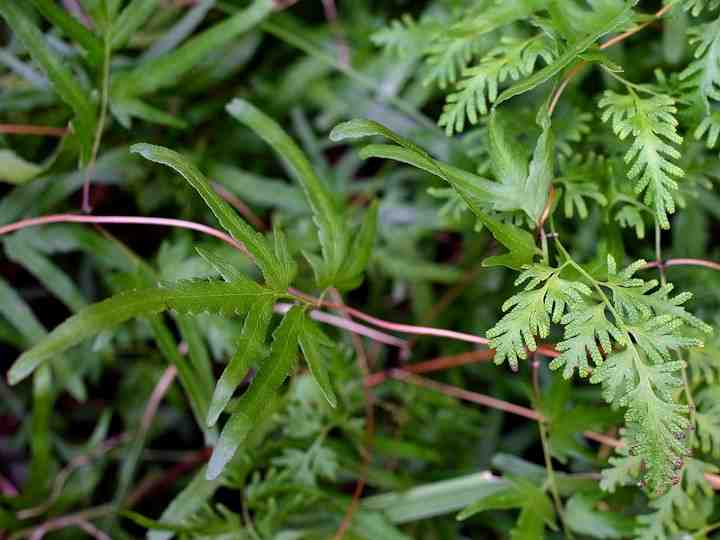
532;358;571;539
82;37;112;213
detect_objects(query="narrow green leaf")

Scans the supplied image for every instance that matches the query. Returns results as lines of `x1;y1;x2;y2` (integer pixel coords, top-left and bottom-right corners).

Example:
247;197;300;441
131;143;288;290
110;0;158;50
207;306;303;479
112;98;188;129
112;0;272;97
336;200;379;290
0;0;96;162
4;236;87;312
361;144;498;213
457;485;526;520
8;280;271;385
195;246;249;283
206;298;274;427
0;150;44;185
298;315;337;408
27;0;104;65
146;467;221;540
227;98;347;282
363;473;509;524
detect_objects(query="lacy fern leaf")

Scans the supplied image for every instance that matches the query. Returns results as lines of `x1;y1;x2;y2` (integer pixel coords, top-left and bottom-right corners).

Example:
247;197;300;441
439;35;554;134
599;91;685;229
680;17;720;110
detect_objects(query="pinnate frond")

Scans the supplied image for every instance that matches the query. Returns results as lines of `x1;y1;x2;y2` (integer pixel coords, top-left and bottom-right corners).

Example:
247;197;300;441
680;17;720;109
599;92;685;229
438;35;554;134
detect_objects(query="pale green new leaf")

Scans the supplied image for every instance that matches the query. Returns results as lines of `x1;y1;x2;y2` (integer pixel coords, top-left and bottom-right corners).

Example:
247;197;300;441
475;213;539;270
207;306;303;480
229;98;347;285
0;150;44;185
131;143;290;290
488;265;588;369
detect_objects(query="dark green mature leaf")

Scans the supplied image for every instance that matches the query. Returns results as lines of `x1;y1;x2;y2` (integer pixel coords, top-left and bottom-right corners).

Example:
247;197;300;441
110;0;159;50
8;280;274;385
228;98;347;285
0;0;96;163
131;143;290;290
27;0;104;65
565;492;635;538
4;236;87;312
206;298;274;427
336;200;379;290
113;0;272;98
208;306;303;479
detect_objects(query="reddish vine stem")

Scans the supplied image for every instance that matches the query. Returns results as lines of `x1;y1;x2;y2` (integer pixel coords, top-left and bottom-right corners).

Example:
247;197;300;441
0;124;69;137
330;290;374;540
548;3;675;116
3;214;718;357
365;350;495;386
388;370;720;490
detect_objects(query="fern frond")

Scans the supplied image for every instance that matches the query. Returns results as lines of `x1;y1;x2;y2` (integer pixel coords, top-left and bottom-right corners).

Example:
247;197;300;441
684;0;720;16
422;33;485;88
599;91;685;229
438;35;554;134
635;459;717;539
680;17;720;111
695;389;720;457
372;15;439;58
487;265;590;370
695;111;720;148
555;154;608;219
614;205;647;239
550;302;622;379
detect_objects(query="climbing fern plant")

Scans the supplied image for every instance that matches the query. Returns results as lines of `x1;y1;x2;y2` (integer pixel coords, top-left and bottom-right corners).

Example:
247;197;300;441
358;0;720;529
4;0;720;538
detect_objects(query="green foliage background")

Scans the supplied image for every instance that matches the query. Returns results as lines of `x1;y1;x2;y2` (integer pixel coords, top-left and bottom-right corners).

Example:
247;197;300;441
2;0;720;538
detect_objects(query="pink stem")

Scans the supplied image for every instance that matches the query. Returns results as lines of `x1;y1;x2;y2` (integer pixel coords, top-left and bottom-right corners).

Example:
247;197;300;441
275;303;408;350
0;124;69;137
644;258;720;273
0;214;250;257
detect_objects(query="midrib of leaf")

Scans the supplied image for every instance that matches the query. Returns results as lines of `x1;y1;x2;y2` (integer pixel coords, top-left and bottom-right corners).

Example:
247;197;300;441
8;282;275;385
131;143;288;290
